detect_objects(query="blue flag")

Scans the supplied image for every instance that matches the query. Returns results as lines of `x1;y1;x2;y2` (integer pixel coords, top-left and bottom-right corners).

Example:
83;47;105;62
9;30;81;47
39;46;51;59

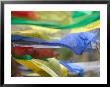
12;31;98;55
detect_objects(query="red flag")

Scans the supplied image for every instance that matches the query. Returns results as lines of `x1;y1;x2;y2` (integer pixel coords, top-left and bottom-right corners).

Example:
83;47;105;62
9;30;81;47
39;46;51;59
12;46;59;58
11;11;38;20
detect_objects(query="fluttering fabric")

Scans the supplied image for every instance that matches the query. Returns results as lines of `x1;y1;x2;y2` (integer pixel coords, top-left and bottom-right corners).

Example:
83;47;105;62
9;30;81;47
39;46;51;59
11;11;100;29
12;30;98;55
60;61;84;76
11;20;99;40
11;11;38;20
13;57;68;77
11;11;100;77
12;46;58;58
